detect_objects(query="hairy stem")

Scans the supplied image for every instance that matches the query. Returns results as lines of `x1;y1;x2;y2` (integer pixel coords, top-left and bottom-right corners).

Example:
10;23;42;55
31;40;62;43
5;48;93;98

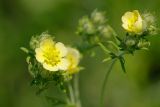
100;58;117;107
74;74;82;107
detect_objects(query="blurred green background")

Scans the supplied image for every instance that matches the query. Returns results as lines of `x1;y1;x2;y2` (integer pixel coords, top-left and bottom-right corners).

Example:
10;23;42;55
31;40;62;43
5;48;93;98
1;0;160;107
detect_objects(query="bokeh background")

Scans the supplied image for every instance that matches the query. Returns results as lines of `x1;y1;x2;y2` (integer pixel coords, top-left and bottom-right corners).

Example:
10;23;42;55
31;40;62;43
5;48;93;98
1;0;160;107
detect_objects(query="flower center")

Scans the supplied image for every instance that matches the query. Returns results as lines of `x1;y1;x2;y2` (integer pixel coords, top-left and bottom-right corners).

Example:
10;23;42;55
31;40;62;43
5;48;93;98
42;46;61;66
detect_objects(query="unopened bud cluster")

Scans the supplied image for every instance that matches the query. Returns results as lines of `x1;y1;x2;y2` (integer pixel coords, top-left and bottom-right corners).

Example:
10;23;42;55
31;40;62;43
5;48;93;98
76;10;118;54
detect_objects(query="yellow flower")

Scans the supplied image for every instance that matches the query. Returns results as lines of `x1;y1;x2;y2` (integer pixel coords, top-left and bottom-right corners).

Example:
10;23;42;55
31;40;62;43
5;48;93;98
122;10;143;34
66;47;81;74
35;38;69;71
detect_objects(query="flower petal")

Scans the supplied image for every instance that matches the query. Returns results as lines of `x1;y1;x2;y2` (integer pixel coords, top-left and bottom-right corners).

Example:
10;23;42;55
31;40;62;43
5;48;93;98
43;63;58;71
57;58;69;71
55;42;67;57
122;10;143;34
35;48;44;63
67;47;80;67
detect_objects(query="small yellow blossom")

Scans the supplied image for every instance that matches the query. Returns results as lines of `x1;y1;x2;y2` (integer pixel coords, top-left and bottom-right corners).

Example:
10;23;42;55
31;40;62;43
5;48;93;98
122;10;143;34
35;38;69;71
66;47;81;74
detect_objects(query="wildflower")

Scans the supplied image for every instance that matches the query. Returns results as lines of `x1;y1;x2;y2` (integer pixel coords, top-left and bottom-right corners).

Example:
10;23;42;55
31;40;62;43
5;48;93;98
66;47;81;74
35;37;69;71
122;10;143;34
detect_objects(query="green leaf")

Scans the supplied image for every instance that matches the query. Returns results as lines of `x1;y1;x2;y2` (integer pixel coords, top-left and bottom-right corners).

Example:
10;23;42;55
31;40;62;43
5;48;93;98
119;57;126;73
103;57;112;62
20;47;29;53
27;58;39;77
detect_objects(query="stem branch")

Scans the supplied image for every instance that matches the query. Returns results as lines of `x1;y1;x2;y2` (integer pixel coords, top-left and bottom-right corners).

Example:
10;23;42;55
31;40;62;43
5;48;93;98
74;74;82;107
100;58;117;107
68;82;75;105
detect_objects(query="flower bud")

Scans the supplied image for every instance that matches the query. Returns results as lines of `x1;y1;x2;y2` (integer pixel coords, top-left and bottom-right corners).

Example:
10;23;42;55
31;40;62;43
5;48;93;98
125;38;136;47
91;10;106;24
78;16;95;35
137;39;150;48
142;13;155;30
30;36;40;50
99;25;114;39
148;25;157;35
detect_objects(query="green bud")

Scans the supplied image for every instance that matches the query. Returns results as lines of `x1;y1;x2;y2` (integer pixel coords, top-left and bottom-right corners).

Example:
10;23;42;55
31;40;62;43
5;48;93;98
137;39;150;48
142;13;157;35
125;38;136;47
39;32;54;41
99;25;116;39
91;9;106;24
29;36;40;50
77;16;95;35
29;33;54;50
143;13;155;28
148;25;157;35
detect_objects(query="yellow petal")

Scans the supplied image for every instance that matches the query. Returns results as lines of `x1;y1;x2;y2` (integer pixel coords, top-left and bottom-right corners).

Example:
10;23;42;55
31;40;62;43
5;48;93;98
67;47;80;67
43;63;58;71
35;48;44;63
57;58;69;70
122;10;143;34
55;42;67;57
40;38;55;50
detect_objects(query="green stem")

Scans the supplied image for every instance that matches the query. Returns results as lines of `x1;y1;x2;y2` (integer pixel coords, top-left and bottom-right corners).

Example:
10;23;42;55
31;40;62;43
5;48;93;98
100;58;117;107
74;74;82;107
107;25;119;44
107;41;119;51
68;82;75;105
98;42;111;54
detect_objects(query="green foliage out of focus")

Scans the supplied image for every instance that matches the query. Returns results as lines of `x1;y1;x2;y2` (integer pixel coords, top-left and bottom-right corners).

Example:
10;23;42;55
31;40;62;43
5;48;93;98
1;0;160;107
